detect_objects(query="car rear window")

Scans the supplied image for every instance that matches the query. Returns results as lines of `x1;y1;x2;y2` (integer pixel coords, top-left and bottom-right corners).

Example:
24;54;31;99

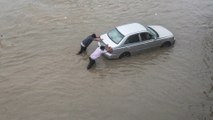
107;28;124;44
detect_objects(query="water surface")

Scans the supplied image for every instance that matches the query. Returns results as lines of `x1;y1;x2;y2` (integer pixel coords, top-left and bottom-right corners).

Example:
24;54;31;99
0;0;213;120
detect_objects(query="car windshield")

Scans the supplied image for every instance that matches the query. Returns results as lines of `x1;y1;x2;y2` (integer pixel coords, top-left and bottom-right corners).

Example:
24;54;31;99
107;28;124;44
147;27;159;38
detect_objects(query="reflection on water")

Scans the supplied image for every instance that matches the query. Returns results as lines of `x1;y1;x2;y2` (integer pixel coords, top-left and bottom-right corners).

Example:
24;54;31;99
0;0;213;120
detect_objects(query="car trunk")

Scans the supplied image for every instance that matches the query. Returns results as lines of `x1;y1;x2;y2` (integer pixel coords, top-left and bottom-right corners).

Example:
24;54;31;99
99;33;118;48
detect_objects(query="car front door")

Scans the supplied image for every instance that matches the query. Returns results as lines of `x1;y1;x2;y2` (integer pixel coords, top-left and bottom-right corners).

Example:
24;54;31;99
139;32;158;50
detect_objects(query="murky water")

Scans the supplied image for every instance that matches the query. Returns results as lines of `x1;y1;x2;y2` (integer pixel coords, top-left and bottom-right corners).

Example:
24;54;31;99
0;0;213;120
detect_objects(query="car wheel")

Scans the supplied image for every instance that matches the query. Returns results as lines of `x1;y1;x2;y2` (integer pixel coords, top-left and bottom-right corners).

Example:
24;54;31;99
119;52;131;59
161;42;171;47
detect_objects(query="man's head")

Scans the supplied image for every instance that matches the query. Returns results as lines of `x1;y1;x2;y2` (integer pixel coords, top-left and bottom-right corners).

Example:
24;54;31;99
100;46;105;51
91;34;96;38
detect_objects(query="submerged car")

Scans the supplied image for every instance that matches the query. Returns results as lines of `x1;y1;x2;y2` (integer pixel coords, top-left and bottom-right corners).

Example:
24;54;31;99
98;23;175;59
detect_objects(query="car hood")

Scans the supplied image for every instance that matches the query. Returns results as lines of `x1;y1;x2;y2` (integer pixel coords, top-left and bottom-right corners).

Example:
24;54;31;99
100;33;118;48
149;25;173;38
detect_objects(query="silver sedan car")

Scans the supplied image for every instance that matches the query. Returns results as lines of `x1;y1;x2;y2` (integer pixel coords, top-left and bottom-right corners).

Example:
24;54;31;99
98;23;175;59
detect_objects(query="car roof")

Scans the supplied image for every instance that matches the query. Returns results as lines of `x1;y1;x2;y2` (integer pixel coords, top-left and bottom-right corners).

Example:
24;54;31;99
116;23;147;36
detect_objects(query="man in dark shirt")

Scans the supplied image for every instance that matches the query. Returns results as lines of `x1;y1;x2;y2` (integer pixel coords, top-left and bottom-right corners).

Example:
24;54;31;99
77;34;101;55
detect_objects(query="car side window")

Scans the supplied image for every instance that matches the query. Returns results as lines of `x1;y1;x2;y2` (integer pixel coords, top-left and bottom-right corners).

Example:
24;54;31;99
140;33;154;41
125;34;140;44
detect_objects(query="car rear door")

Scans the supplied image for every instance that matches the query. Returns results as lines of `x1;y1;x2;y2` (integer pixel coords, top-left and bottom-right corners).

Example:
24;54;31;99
122;34;142;54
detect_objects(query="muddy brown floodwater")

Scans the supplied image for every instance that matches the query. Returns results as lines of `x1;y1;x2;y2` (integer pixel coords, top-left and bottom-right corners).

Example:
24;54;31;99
0;0;213;120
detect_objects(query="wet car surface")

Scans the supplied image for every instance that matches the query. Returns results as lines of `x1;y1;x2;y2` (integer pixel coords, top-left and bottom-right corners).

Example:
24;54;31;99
99;23;175;59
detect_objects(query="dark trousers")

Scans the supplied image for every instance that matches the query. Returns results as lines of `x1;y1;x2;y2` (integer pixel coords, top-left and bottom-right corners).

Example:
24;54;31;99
77;45;87;55
87;57;96;69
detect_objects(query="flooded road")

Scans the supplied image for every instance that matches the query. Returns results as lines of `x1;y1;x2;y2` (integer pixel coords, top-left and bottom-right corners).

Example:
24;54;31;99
0;0;213;120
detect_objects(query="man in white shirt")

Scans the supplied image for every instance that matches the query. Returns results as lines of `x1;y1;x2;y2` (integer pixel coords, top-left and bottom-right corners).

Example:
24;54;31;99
87;45;111;69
